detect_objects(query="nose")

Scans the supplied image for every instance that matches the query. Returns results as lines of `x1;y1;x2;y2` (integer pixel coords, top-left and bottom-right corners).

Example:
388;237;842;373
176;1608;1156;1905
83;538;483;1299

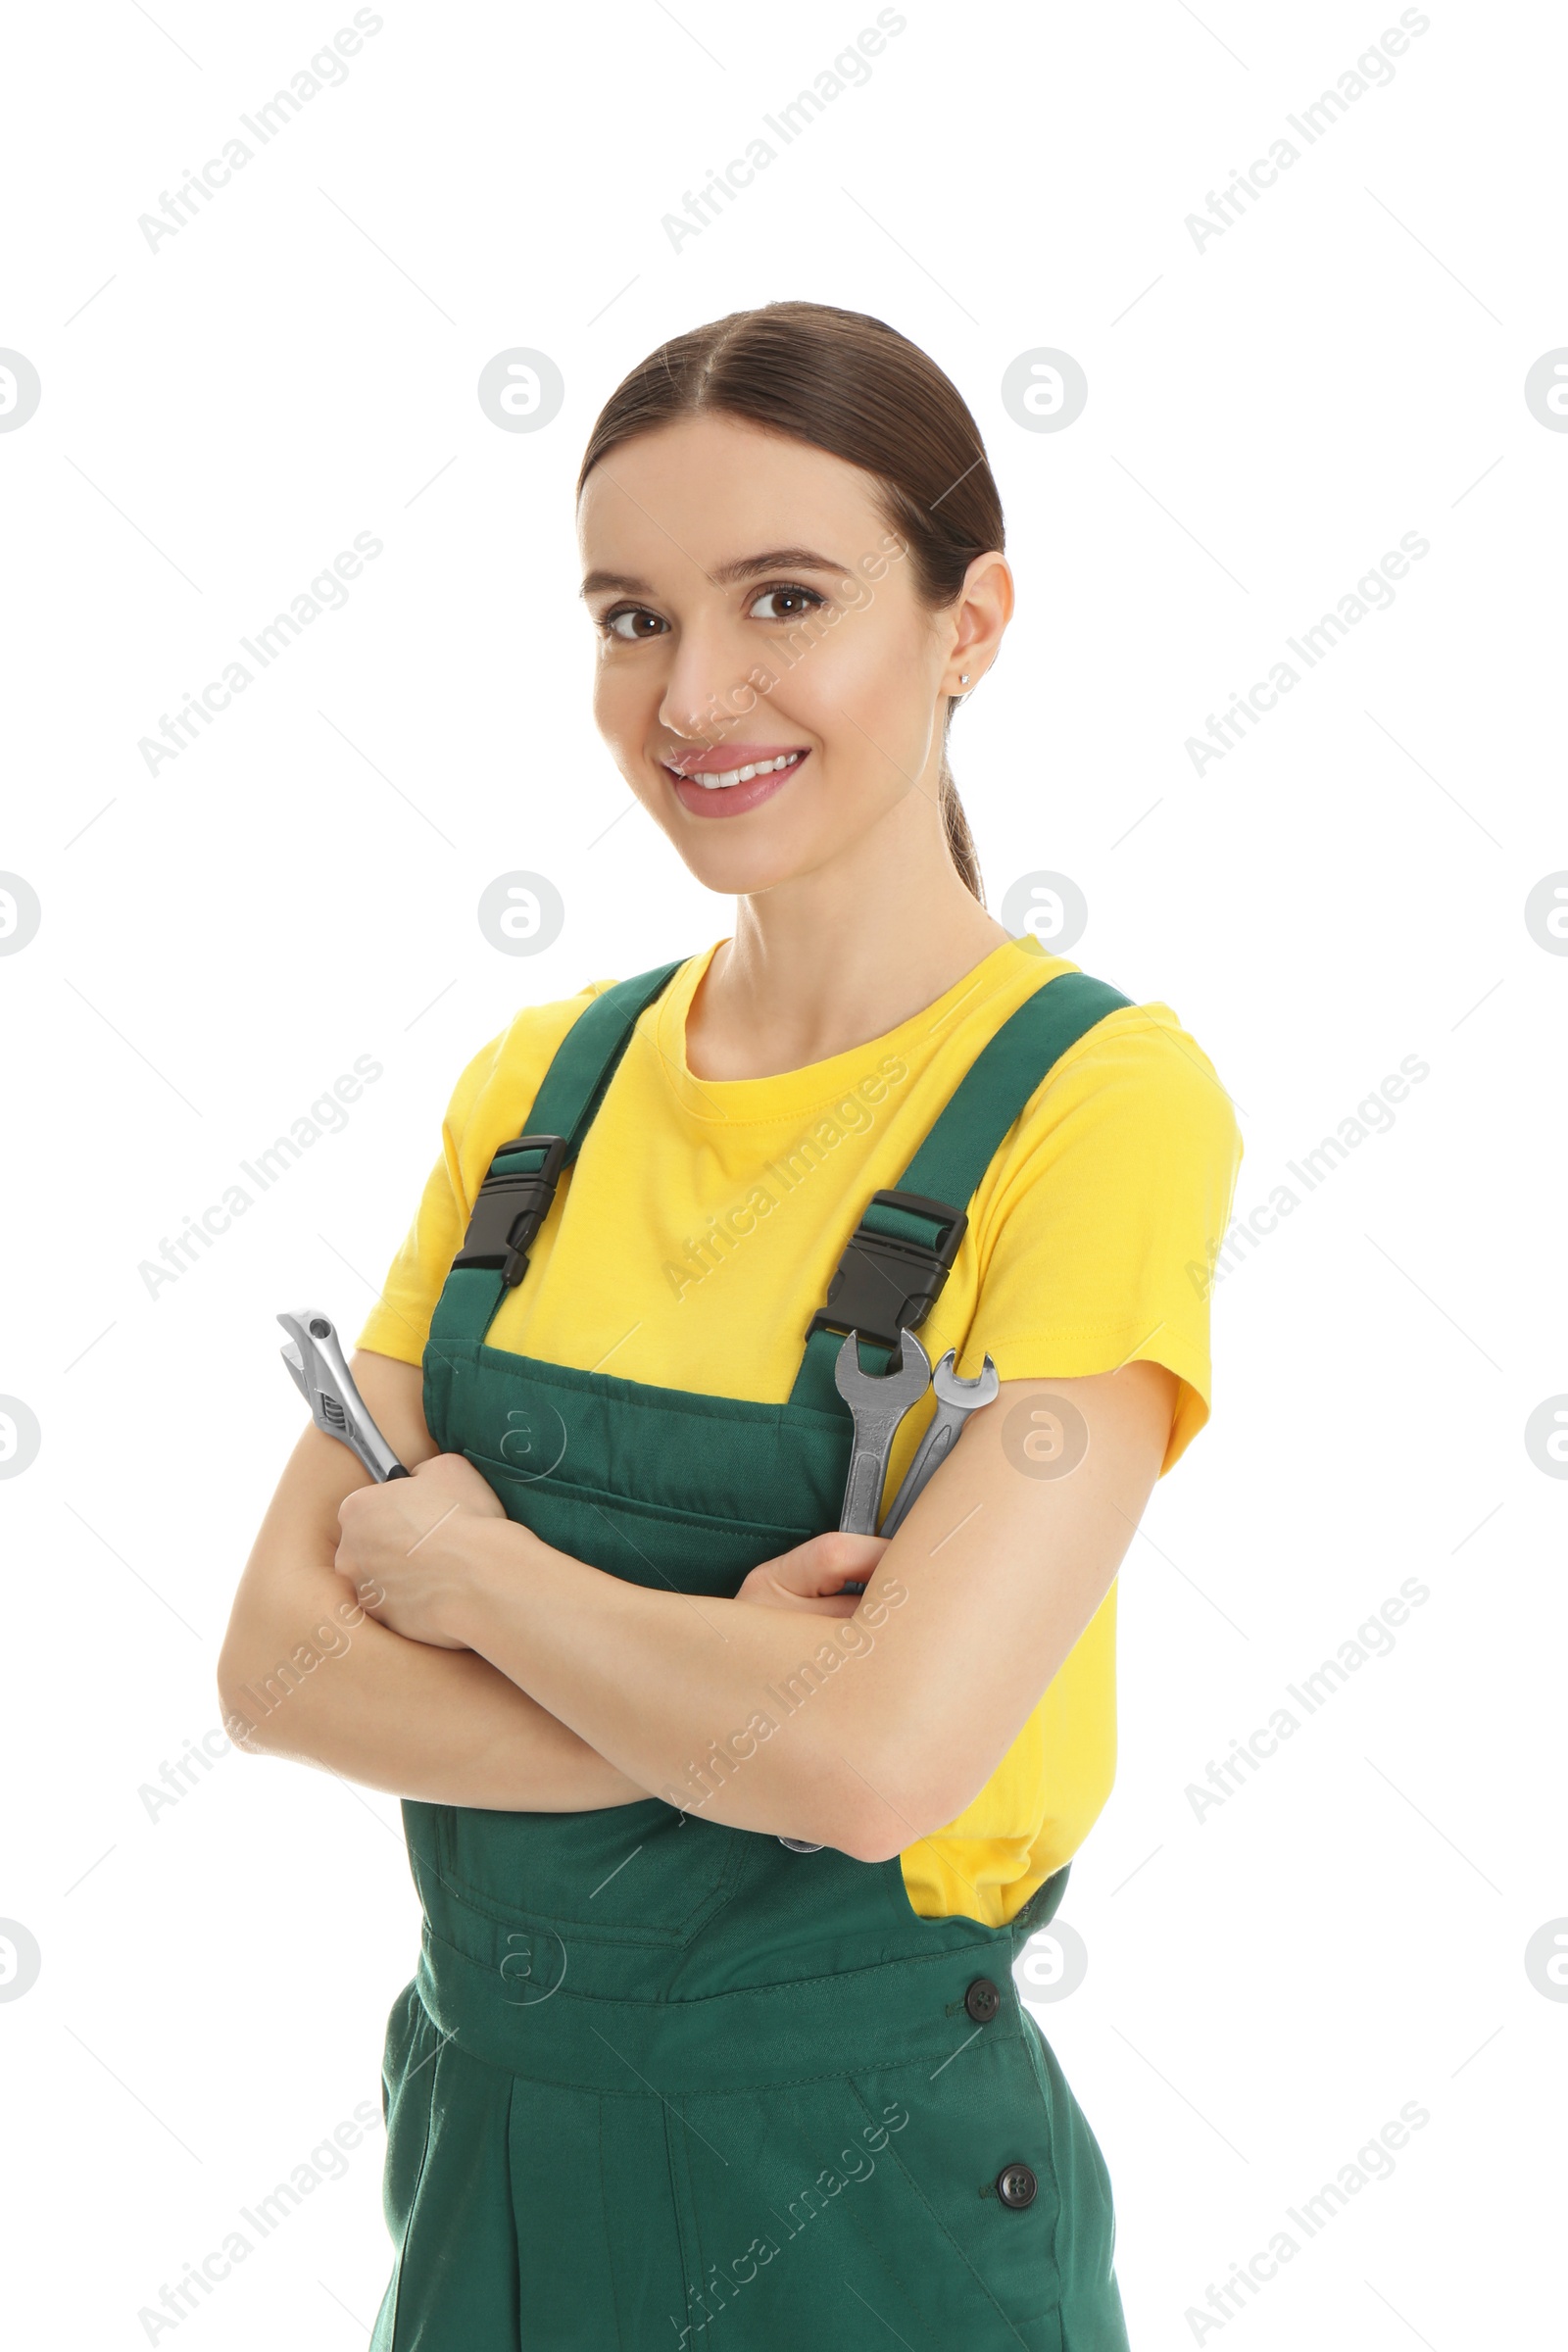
658;615;763;749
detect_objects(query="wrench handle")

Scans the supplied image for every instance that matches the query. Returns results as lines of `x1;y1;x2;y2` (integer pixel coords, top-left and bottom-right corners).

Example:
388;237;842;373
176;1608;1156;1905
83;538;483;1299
878;1415;958;1538
840;1441;892;1537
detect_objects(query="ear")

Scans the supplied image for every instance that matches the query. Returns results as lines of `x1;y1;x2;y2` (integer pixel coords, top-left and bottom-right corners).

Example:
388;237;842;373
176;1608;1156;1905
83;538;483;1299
940;552;1013;696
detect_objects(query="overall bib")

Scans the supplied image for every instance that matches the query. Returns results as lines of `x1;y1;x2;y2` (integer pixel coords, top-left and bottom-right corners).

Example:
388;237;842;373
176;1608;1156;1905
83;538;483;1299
372;957;1136;2352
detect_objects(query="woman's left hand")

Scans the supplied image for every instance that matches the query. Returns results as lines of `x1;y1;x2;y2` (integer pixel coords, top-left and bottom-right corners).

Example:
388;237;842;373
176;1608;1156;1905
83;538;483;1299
335;1453;509;1650
734;1530;889;1617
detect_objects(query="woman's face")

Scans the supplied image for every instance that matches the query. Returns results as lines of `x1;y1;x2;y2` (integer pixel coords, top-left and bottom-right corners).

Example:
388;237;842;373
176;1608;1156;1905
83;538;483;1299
577;413;997;896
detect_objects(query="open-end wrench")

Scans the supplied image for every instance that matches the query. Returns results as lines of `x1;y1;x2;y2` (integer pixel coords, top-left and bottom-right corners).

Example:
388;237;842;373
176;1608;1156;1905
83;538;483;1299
775;1324;932;1856
277;1307;408;1483
833;1325;933;1536
877;1348;1000;1538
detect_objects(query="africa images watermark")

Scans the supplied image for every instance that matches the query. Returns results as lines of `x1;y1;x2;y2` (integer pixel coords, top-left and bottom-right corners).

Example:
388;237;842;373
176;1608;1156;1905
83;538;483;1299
1184;533;1430;777
137;1726;236;1825
136;532;384;776
135;2099;383;2342
661;1578;909;1819
661;9;907;253
662;1055;912;1300
1183;11;1433;255
670;2099;912;2345
1183;2099;1431;2341
1188;1053;1430;1298
220;1582;384;1753
136;1054;383;1299
1182;1570;1432;1827
136;10;386;255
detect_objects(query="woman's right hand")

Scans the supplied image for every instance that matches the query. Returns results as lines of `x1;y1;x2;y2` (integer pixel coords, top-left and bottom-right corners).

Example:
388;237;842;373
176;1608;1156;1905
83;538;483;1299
734;1530;890;1619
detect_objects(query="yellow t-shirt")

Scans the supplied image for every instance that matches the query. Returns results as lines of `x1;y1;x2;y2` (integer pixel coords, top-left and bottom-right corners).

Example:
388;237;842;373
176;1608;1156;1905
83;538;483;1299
358;933;1242;1925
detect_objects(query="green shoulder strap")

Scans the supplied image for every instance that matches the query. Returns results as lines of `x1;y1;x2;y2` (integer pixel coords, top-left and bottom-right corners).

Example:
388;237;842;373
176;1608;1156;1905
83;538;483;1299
428;957;686;1353
787;969;1133;1415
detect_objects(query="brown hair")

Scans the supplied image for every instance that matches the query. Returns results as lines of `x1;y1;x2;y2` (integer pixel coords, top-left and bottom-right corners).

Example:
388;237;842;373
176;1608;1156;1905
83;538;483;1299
576;301;1004;904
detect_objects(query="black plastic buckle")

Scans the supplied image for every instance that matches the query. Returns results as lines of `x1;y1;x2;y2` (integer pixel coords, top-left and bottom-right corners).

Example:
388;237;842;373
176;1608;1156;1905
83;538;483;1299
805;1189;967;1353
452;1133;569;1289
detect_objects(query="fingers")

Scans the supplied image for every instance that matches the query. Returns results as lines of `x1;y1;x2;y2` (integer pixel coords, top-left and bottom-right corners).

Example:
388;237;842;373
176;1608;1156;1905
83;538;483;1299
733;1529;893;1620
734;1576;863;1619
408;1451;508;1518
800;1529;890;1585
739;1530;890;1606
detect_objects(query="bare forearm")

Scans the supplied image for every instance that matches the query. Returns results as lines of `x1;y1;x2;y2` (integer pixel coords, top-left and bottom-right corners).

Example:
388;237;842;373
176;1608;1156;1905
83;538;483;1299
218;1569;650;1811
447;1523;917;1855
223;1393;650;1811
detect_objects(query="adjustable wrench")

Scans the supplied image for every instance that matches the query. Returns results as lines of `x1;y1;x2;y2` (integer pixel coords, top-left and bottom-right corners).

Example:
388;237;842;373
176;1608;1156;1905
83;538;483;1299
833;1326;933;1536
277;1307;408;1483
877;1348;1000;1538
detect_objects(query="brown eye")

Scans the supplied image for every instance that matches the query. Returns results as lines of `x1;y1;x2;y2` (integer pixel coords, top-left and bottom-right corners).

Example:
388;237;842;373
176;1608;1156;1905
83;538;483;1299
749;584;825;621
605;607;667;640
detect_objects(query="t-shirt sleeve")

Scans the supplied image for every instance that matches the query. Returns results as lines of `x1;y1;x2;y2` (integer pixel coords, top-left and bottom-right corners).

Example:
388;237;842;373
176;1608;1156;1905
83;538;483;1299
968;1004;1243;1474
354;982;608;1369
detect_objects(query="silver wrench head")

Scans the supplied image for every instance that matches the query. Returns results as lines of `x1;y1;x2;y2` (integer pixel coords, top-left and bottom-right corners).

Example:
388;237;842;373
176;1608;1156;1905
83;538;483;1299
833;1324;933;1411
834;1326;933;1536
873;1348;1000;1539
931;1349;1000;1411
276;1307;405;1483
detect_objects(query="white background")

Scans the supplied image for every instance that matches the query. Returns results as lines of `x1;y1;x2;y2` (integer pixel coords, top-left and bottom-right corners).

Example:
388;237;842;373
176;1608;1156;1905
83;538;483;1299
1;1;1564;2344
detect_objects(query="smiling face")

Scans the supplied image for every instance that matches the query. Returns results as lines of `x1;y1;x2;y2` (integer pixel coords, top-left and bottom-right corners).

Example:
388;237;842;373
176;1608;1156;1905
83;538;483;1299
577;413;1003;897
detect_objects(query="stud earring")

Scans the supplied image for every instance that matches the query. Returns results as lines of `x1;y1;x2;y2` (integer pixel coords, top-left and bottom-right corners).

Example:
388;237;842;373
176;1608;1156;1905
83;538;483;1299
958;672;970;686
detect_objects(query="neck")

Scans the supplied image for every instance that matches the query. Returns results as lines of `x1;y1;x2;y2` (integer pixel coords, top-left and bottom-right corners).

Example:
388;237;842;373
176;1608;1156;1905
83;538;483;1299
684;786;1010;1080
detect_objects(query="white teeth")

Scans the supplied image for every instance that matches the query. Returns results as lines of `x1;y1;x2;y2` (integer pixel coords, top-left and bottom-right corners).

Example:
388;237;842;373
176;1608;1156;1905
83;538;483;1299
682;750;804;791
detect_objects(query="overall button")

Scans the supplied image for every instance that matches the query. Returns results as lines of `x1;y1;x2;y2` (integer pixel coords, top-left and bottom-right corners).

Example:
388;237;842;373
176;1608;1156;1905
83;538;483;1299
964;1977;1002;2023
996;2163;1038;2210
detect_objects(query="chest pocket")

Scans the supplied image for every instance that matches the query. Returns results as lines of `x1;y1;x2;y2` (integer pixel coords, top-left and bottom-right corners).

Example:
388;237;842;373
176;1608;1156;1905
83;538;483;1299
465;1444;822;1598
421;1796;752;1949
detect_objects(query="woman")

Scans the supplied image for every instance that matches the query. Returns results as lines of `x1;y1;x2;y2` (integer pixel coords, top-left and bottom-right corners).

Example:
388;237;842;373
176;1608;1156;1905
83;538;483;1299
220;300;1241;2350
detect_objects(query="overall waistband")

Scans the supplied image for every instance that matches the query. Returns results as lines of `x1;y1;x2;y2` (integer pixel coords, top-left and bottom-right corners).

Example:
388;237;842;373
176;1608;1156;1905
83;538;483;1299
413;1916;1032;2094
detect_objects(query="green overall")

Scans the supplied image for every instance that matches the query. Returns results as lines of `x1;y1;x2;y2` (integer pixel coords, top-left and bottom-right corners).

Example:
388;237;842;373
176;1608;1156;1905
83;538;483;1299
372;957;1136;2351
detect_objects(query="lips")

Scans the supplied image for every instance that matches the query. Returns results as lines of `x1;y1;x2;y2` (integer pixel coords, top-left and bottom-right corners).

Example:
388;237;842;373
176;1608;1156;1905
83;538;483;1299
662;746;808;789
661;746;809;819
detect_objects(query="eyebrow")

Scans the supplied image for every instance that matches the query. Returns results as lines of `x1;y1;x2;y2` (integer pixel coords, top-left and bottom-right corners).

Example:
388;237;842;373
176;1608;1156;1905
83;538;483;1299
580;546;850;599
